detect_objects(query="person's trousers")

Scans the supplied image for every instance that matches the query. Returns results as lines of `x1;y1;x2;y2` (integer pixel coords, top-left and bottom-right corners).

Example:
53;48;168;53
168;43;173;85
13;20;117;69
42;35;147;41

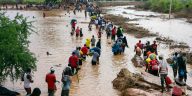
61;90;69;96
160;74;167;90
24;87;31;95
48;89;55;96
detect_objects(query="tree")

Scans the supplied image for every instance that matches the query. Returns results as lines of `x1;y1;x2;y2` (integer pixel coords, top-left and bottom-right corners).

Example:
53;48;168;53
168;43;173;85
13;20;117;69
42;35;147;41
45;0;61;4
0;13;37;83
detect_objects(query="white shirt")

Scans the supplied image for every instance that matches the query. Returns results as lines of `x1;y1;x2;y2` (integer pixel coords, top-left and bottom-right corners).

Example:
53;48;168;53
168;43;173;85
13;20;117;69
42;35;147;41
24;73;31;88
159;59;168;74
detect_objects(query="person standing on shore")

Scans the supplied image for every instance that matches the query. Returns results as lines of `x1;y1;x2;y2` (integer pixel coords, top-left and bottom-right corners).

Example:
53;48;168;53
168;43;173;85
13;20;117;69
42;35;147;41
23;68;34;95
46;68;57;96
151;41;158;55
158;55;168;92
177;53;187;82
172;52;179;78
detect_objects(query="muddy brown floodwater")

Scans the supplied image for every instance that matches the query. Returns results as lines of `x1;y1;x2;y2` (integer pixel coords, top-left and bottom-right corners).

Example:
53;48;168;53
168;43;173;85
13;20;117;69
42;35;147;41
2;6;192;96
3;10;133;96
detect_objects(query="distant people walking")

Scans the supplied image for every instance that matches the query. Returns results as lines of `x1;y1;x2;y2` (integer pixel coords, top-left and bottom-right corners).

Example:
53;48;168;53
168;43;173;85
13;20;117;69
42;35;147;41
122;36;128;52
111;26;116;41
46;68;57;96
91;35;96;47
75;26;80;38
80;28;83;37
96;39;101;49
84;10;87;18
23;68;33;95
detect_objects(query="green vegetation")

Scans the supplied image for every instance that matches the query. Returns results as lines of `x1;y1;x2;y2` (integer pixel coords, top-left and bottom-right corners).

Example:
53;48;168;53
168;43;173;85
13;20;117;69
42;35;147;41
0;13;36;83
0;0;61;4
143;0;192;13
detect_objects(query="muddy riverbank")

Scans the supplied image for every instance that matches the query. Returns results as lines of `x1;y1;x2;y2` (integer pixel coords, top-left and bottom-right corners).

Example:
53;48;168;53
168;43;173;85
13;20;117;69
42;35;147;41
104;14;156;38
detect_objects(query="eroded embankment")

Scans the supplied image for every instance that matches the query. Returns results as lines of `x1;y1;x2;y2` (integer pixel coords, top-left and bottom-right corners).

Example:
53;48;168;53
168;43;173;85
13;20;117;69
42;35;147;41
112;68;162;96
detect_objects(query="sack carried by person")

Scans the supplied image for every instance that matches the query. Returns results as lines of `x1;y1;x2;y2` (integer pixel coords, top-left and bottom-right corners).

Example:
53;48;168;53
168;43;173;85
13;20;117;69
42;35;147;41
165;76;172;85
152;65;158;70
172;86;182;96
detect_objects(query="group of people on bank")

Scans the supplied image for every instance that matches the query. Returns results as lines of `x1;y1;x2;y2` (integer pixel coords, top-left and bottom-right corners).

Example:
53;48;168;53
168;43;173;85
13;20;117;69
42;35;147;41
134;40;188;94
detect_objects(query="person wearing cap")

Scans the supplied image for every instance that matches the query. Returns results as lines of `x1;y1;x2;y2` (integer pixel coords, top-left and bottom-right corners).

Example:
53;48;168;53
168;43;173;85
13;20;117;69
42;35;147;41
68;52;79;74
158;54;168;92
46;67;57;96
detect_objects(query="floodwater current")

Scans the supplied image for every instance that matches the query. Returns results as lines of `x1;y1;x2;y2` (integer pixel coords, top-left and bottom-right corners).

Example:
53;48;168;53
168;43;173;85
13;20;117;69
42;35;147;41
2;6;192;96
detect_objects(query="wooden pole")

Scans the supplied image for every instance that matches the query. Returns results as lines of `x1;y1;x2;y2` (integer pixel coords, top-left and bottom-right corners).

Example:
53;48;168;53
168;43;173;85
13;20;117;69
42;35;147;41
169;0;173;19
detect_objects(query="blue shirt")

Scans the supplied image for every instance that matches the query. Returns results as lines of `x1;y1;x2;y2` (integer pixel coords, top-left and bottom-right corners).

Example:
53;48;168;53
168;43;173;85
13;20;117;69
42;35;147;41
62;75;71;90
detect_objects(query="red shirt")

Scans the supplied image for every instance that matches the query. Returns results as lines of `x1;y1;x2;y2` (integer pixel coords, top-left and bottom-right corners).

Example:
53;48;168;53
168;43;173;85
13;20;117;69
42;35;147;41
81;46;88;55
112;28;116;35
72;22;76;27
76;28;80;34
69;55;78;68
152;44;157;50
150;59;158;66
136;43;143;49
46;73;56;90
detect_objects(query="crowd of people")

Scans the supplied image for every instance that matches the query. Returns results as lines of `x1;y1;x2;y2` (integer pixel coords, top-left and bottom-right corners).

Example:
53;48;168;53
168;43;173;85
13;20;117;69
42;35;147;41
20;1;191;96
134;40;188;94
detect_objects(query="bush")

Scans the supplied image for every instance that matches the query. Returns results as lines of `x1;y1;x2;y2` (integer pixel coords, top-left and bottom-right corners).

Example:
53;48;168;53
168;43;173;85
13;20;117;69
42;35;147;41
144;0;192;13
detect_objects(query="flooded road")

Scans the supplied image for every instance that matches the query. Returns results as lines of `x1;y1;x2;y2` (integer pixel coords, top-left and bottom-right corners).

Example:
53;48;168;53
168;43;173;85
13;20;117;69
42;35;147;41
2;6;192;96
